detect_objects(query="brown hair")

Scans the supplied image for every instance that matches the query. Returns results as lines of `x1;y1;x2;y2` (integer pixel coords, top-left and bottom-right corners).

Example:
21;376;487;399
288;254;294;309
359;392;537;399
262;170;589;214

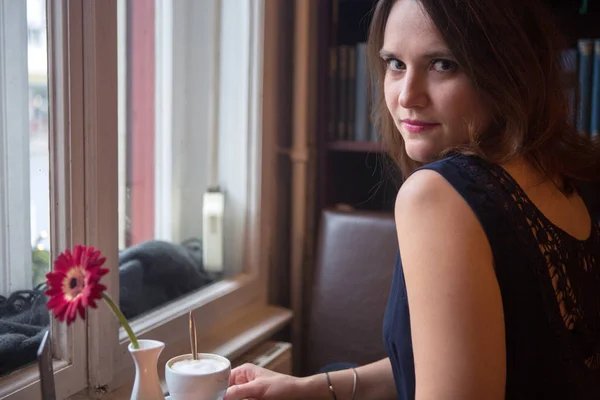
368;0;600;190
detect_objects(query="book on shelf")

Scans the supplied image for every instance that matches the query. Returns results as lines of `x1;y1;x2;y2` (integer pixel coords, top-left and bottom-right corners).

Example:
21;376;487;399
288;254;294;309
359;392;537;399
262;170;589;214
562;38;600;138
327;42;380;144
577;39;594;136
590;39;600;136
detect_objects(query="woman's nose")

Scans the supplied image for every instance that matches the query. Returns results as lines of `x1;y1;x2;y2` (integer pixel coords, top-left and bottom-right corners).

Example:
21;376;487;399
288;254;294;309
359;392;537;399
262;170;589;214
398;70;428;109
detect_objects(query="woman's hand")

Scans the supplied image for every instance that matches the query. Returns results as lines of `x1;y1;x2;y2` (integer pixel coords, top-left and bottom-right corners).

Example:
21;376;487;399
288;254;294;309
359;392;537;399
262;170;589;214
225;363;312;400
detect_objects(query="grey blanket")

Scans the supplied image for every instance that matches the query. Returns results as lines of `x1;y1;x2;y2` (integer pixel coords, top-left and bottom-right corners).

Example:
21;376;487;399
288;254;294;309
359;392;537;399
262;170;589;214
0;238;213;377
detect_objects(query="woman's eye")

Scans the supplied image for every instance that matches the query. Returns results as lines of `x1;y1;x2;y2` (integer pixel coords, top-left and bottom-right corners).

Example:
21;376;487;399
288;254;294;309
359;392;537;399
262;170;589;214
431;59;458;72
386;59;405;71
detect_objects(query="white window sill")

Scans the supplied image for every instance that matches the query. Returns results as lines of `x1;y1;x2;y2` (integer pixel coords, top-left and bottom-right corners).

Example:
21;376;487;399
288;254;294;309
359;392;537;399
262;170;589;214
66;304;292;400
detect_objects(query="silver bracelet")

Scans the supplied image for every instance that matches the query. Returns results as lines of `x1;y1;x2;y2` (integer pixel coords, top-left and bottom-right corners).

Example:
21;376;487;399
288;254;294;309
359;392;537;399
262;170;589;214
325;372;338;400
351;368;358;400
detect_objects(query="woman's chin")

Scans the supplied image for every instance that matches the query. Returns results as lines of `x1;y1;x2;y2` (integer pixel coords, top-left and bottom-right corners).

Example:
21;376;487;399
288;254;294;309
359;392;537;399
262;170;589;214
405;144;439;164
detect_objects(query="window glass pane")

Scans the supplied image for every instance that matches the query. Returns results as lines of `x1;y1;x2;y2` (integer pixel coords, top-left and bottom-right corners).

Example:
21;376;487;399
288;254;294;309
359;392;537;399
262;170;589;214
28;0;50;286
118;0;231;322
0;0;50;377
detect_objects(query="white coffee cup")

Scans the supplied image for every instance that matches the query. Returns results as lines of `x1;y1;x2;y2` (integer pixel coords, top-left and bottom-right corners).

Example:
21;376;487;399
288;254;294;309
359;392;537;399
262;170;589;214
165;353;231;400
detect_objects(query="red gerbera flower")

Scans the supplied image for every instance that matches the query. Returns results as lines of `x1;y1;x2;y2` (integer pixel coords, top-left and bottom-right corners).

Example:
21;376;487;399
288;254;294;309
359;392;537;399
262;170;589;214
45;245;109;325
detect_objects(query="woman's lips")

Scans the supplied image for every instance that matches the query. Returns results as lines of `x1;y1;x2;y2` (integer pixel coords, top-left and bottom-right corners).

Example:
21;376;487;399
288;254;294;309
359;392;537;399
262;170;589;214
401;119;440;133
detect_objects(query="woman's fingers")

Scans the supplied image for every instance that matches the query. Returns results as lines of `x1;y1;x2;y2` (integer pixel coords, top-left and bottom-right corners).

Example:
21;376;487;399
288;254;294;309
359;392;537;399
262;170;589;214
224;381;263;400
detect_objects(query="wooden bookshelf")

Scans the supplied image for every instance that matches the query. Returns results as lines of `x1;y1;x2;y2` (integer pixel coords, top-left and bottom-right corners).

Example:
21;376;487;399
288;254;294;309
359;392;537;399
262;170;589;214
316;0;395;216
314;0;600;220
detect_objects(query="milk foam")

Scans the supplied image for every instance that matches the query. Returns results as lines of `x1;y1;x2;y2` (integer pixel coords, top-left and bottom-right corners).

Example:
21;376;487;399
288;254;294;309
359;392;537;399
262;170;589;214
171;358;228;375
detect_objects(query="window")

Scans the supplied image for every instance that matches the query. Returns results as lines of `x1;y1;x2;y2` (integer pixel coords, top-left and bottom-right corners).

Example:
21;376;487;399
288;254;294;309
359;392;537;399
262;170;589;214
117;0;242;322
1;0;289;398
0;0;88;398
1;0;52;377
114;0;264;321
93;0;287;394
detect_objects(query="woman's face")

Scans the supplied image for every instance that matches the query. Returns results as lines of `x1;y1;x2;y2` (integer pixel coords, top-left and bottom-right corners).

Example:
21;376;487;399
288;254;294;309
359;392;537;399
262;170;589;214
381;0;493;163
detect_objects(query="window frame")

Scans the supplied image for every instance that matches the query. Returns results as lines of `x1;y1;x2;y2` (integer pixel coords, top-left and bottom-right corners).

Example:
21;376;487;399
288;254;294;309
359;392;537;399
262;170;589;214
0;0;90;398
88;0;287;395
153;0;174;242
1;0;288;397
0;0;33;300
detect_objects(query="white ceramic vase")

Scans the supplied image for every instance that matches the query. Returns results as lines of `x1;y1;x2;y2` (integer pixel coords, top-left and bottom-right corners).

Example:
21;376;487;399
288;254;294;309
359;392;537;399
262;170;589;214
128;339;165;400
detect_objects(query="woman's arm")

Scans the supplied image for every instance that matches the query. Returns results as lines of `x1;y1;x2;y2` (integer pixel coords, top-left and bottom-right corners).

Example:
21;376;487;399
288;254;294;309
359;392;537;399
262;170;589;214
395;169;506;400
225;358;396;400
300;358;396;400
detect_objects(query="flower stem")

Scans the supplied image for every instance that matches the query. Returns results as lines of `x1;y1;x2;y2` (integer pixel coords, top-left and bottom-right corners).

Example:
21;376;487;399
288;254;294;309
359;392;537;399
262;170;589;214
101;292;139;349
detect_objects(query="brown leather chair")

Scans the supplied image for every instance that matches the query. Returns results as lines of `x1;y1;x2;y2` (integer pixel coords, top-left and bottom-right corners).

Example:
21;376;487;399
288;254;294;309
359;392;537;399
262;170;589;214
304;209;399;375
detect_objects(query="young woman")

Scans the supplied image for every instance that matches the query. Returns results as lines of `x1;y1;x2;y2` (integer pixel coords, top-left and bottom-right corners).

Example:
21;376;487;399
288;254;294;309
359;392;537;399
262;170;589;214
224;0;600;398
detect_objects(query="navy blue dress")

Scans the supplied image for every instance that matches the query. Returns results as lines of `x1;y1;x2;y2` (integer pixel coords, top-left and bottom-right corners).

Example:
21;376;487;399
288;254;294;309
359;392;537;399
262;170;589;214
382;154;600;399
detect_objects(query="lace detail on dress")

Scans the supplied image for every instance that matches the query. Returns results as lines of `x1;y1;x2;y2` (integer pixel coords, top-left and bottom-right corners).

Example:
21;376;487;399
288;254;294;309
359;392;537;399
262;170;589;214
452;155;600;371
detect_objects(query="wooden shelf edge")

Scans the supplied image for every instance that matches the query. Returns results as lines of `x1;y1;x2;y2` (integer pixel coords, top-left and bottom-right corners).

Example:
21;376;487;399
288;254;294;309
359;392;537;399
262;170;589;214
326;140;385;153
